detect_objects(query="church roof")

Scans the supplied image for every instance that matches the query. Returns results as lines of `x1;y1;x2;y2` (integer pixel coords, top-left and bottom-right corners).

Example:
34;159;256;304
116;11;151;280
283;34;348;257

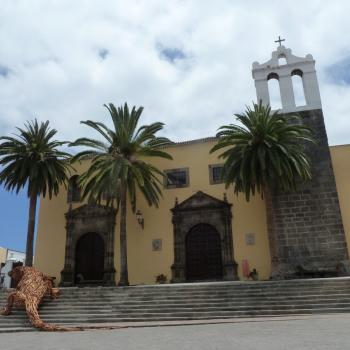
165;136;217;148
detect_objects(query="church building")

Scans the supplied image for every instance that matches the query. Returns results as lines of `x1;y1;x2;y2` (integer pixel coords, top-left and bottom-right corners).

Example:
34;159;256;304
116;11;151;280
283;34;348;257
34;44;350;286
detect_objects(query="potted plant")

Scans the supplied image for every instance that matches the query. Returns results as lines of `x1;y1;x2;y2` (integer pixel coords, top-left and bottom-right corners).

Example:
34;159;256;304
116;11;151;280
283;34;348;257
248;268;259;281
155;274;167;284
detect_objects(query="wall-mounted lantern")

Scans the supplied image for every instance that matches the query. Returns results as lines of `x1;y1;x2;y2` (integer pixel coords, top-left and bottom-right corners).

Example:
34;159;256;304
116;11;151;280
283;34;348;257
136;209;144;229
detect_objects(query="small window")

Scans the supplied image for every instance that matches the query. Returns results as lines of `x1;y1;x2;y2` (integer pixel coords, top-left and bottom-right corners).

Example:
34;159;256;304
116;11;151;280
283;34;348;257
164;168;189;189
209;164;224;184
278;55;287;66
67;175;81;203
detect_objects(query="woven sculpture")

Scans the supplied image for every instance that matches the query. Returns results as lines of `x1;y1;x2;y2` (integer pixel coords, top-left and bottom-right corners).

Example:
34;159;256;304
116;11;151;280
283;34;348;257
1;266;122;332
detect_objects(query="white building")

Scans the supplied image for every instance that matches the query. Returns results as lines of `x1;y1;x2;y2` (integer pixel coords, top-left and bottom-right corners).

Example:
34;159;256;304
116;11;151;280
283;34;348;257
5;249;25;263
0;247;25;264
0;247;25;288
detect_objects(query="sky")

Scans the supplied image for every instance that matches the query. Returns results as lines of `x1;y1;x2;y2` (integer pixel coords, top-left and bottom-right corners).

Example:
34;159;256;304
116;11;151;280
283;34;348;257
1;0;350;252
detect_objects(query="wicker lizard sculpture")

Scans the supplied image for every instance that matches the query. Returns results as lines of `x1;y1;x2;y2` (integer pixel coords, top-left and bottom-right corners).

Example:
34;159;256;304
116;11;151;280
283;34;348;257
0;266;123;331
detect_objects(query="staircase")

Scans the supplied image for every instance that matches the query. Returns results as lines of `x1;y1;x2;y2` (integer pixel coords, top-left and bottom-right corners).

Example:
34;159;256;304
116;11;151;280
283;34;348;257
1;277;350;332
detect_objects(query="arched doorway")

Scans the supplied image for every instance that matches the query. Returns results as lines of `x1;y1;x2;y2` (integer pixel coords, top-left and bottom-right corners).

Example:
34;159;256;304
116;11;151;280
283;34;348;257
75;233;104;284
186;224;223;281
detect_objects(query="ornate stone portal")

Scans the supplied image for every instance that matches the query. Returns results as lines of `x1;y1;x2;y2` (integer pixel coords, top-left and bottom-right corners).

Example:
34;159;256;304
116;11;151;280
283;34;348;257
60;204;117;286
171;191;238;282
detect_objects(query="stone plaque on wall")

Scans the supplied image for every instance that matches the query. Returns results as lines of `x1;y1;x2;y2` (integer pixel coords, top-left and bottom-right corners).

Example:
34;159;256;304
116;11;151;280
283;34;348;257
245;233;255;246
152;239;162;251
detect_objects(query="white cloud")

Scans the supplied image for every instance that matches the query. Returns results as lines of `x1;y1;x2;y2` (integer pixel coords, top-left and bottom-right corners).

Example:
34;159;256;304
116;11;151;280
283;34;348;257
0;0;350;145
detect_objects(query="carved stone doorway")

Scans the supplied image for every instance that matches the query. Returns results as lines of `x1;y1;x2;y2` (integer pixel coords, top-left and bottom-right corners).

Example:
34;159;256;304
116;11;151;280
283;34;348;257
60;204;117;286
171;191;238;283
186;224;223;281
75;232;105;283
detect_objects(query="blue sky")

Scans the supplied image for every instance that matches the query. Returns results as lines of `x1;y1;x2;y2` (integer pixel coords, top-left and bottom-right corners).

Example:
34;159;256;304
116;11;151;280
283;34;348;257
1;0;350;251
0;186;30;251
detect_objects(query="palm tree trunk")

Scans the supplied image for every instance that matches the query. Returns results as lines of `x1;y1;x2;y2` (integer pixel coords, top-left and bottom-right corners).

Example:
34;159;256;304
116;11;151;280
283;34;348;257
25;194;37;266
118;185;129;286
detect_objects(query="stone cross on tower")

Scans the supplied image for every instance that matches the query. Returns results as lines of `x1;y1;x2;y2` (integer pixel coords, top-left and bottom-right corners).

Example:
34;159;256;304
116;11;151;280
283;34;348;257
251;45;322;113
274;36;285;46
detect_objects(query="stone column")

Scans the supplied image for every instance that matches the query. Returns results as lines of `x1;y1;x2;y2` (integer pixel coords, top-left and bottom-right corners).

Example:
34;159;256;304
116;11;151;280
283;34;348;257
302;71;322;108
60;220;75;286
279;74;296;111
103;216;116;286
255;79;270;106
221;208;238;280
171;213;186;283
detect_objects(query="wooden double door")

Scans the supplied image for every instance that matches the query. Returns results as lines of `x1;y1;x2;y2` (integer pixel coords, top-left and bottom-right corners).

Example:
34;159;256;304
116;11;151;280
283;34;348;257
186;224;223;281
75;232;104;283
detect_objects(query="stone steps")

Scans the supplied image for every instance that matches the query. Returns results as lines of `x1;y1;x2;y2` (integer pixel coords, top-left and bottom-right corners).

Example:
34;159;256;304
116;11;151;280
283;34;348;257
2;284;350;296
3;306;350;321
33;299;350;310
3;295;350;305
4;295;350;307
2;308;350;323
1;278;350;332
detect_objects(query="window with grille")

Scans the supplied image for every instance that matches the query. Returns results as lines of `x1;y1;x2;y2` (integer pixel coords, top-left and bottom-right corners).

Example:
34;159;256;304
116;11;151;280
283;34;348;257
164;168;189;189
209;164;224;184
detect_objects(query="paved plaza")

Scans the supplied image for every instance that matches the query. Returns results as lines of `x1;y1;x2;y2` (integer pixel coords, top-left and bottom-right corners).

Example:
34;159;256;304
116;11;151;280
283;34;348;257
1;314;350;350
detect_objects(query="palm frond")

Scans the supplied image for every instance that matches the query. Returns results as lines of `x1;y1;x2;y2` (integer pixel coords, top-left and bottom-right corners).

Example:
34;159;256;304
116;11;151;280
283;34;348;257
211;101;315;201
0;119;72;198
70;103;172;209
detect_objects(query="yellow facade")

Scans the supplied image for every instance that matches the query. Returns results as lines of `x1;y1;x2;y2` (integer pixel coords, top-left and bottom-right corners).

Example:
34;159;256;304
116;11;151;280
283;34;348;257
34;140;350;285
330;144;350;258
0;247;6;265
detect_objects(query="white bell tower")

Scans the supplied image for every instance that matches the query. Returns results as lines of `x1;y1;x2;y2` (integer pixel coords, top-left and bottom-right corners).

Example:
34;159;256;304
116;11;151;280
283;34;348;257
252;37;322;113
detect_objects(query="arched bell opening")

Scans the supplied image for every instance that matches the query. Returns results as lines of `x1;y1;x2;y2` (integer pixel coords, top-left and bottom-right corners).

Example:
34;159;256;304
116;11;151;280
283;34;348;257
291;69;306;107
267;72;282;110
278;55;287;66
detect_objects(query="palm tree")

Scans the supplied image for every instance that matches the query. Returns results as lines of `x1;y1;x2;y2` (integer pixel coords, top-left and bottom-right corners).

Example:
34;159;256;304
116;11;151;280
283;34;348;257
210;102;314;200
0;120;72;266
70;103;173;286
210;102;315;276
